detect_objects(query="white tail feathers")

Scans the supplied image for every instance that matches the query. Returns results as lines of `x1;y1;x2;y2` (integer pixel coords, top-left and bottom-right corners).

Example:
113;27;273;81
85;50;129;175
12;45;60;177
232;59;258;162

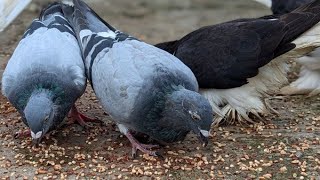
0;0;32;32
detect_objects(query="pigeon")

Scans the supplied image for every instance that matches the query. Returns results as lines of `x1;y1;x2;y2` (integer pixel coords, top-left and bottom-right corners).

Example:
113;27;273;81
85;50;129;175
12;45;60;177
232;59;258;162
280;48;320;96
155;0;320;124
1;2;94;144
61;0;213;157
253;0;320;96
253;0;312;15
0;0;32;32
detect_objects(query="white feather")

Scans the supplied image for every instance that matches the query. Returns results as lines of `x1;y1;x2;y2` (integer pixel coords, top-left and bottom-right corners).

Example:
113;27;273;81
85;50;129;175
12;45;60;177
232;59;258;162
79;29;92;40
278;24;320;96
281;49;320;96
0;0;32;32
98;31;116;39
200;55;290;123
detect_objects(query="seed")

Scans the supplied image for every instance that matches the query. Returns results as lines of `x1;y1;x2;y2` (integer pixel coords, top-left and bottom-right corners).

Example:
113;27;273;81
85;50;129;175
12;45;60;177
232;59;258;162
54;165;62;171
37;169;47;174
263;174;272;179
292;160;300;164
279;166;287;173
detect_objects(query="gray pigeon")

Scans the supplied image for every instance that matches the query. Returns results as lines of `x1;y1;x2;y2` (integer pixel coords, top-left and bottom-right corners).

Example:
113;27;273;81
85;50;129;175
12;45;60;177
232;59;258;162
1;3;93;144
62;0;213;157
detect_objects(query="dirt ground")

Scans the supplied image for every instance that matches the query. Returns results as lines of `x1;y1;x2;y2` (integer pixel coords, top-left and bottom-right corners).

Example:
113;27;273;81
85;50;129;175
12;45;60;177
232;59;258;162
0;0;319;179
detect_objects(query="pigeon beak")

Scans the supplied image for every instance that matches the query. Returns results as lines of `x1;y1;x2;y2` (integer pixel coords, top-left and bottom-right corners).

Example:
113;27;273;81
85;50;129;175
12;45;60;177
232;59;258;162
31;131;43;145
198;132;208;147
193;128;209;147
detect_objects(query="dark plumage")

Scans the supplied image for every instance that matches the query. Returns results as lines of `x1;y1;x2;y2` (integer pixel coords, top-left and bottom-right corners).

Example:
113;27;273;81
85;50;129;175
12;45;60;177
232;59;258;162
156;1;320;89
155;0;320;122
271;0;313;15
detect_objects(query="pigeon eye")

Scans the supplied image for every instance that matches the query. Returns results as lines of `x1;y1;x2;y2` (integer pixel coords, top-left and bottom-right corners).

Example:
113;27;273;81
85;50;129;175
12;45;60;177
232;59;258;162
189;111;201;121
44;115;49;122
192;114;201;121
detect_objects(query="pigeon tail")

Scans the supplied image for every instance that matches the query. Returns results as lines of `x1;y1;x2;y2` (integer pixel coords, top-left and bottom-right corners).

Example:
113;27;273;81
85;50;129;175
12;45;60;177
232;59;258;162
279;0;320;46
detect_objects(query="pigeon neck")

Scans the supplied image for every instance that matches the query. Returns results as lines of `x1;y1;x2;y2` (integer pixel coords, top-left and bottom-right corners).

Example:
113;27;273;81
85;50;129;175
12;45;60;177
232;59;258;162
29;89;54;104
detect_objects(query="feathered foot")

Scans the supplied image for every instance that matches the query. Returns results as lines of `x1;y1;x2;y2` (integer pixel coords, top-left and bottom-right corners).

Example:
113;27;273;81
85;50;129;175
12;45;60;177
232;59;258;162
213;104;268;126
280;86;310;95
280;86;320;97
125;131;162;159
264;96;283;115
67;105;102;128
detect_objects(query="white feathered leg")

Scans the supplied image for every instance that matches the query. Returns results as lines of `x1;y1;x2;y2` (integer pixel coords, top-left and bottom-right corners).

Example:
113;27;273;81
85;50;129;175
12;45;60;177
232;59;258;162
201;56;289;125
280;49;320;96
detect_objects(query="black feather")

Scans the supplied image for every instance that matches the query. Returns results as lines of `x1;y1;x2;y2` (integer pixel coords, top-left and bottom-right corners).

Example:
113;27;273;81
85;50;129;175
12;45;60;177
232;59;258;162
155;0;320;89
271;0;313;15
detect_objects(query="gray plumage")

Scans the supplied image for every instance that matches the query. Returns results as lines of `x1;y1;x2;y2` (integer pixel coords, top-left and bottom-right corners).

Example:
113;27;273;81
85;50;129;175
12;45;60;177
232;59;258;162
62;0;213;156
1;3;86;143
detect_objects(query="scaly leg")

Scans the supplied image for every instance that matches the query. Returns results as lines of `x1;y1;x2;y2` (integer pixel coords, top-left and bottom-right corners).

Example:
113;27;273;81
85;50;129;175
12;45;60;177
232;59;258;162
14;129;31;139
68;105;101;128
118;124;161;158
126;131;161;158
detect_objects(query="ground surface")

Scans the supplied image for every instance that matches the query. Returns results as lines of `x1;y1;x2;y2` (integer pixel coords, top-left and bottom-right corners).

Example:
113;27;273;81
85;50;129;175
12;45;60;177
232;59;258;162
0;0;319;179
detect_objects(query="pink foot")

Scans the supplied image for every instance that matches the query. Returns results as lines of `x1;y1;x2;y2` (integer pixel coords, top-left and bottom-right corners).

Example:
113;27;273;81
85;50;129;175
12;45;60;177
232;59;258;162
125;131;161;158
14;129;31;139
68;106;101;128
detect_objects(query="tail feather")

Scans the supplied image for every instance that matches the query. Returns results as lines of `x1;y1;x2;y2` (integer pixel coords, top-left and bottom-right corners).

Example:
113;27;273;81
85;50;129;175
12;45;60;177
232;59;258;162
280;0;320;46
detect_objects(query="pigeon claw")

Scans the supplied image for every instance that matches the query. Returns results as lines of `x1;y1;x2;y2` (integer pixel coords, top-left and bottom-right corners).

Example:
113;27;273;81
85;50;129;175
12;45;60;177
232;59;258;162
14;129;31;139
125;131;161;158
68;105;102;128
131;142;160;159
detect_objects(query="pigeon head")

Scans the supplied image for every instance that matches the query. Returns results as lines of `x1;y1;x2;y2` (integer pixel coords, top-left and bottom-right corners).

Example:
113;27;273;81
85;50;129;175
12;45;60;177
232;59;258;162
164;87;213;146
24;90;55;144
